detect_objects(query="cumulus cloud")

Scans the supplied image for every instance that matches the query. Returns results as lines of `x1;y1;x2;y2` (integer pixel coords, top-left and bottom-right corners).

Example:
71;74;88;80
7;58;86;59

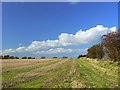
2;25;117;55
16;46;26;52
59;25;117;45
34;48;73;54
34;48;87;57
2;49;16;54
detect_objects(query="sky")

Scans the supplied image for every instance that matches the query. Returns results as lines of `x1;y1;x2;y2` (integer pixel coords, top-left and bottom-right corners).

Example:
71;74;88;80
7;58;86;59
2;2;118;58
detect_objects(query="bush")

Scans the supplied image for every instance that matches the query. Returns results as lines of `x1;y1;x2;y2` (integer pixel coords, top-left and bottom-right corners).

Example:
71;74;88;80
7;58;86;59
4;55;10;59
41;56;46;59
28;57;32;59
9;56;15;59
63;56;68;58
22;56;27;59
15;56;19;59
28;57;35;59
53;57;58;58
87;44;104;59
2;55;19;59
102;31;120;61
78;55;86;58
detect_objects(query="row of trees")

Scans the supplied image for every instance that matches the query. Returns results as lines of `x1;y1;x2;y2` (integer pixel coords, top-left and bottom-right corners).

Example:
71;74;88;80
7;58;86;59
0;55;35;59
0;55;69;59
21;56;35;59
86;31;120;61
40;56;68;59
0;55;19;59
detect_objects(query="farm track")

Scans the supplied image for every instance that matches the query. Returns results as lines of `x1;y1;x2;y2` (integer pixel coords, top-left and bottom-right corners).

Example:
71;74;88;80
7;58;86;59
1;58;118;88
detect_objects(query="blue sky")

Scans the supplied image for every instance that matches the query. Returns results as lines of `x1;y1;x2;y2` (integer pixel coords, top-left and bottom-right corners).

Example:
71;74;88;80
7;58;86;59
2;2;118;58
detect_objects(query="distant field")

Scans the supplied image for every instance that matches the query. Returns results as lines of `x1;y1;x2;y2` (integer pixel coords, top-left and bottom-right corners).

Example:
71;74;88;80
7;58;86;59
1;58;118;88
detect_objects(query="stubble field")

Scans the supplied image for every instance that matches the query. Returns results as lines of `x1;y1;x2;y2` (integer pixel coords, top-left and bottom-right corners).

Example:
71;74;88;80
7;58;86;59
1;58;118;88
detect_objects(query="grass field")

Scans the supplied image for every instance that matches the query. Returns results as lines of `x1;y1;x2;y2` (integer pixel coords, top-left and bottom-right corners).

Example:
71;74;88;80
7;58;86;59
1;58;118;88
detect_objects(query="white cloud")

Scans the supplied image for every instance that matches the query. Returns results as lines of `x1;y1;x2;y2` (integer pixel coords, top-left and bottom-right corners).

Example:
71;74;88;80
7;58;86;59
59;33;77;46
34;48;73;54
16;46;26;52
34;48;87;56
2;25;117;55
59;25;117;45
25;40;60;52
2;49;15;55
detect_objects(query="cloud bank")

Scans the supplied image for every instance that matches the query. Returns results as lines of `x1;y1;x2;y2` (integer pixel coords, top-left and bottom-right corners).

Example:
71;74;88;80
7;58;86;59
2;25;117;56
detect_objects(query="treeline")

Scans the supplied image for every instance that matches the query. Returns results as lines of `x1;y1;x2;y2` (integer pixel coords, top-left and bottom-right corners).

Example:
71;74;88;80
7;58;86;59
0;55;35;59
0;55;19;59
0;55;69;59
86;31;120;61
21;56;35;59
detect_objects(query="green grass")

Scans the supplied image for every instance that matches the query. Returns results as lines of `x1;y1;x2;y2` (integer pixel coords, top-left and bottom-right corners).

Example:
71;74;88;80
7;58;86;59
2;58;118;88
76;58;117;88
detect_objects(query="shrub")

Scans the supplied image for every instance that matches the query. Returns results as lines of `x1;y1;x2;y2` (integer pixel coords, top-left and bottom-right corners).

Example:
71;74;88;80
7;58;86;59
63;56;68;58
78;55;86;58
22;56;27;59
41;56;46;59
87;44;104;59
15;56;19;59
102;31;120;61
28;57;35;59
9;56;15;59
28;57;32;59
53;57;58;58
2;55;19;59
4;55;10;59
